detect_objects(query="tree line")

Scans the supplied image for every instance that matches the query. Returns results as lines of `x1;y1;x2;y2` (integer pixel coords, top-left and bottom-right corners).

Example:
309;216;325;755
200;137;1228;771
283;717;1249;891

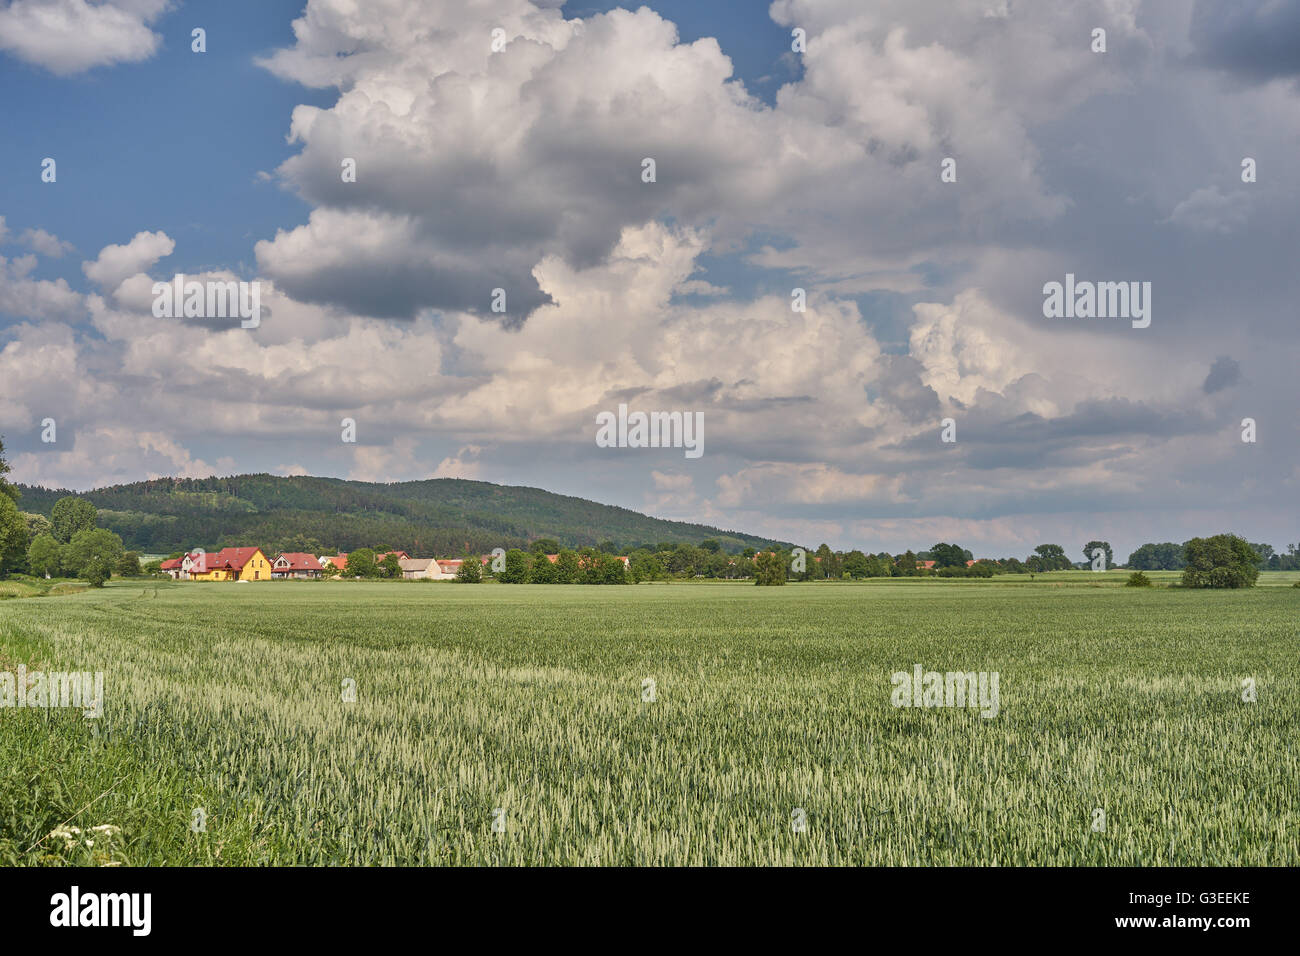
0;441;1284;591
14;472;776;555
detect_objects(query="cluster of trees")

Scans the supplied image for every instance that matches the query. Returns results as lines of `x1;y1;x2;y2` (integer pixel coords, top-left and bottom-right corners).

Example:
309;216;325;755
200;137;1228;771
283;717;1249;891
0;443;135;587
16;473;772;556
331;548;403;579
1250;543;1300;571
450;539;803;583
25;497;139;587
1121;536;1262;589
1127;539;1300;572
0;486;137;590
756;542;1079;584
471;539;772;583
1125;541;1188;570
389;534;1281;589
754;536;1275;589
457;543;634;584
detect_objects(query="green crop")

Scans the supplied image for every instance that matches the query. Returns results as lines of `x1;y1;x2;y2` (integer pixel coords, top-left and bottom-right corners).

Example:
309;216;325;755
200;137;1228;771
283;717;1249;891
1;578;1295;865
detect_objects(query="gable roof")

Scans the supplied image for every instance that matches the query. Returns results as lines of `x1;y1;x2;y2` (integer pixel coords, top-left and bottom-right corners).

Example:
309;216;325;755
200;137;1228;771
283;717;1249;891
274;553;323;571
398;558;436;571
159;558;183;570
209;547;263;571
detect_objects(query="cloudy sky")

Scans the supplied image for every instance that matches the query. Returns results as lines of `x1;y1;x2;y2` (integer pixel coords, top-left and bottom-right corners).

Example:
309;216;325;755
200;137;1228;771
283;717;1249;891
0;0;1296;559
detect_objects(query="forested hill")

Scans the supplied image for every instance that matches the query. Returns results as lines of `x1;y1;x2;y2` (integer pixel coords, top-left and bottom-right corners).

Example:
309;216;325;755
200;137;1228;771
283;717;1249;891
15;474;787;556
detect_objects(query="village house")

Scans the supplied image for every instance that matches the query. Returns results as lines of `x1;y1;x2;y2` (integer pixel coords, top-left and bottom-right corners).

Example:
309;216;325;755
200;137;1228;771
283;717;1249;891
271;553;325;579
188;547;272;582
178;550;207;579
398;557;443;580
184;551;216;580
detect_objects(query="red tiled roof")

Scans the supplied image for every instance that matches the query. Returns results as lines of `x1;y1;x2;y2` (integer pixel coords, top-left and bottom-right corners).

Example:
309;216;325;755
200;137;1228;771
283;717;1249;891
160;559;183;570
274;553;323;571
210;547;262;571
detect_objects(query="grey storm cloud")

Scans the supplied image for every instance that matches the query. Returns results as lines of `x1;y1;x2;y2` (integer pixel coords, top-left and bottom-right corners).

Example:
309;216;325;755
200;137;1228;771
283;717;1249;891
872;354;941;423
264;243;553;321
1202;355;1241;394
1190;0;1300;82
887;398;1218;472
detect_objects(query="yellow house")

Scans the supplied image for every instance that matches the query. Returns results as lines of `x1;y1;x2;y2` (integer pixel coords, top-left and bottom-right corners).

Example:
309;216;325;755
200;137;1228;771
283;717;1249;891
188;547;272;581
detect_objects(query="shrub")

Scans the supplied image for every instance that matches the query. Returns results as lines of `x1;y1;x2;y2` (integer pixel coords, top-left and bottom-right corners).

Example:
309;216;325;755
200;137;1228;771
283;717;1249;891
453;555;482;583
1126;571;1152;588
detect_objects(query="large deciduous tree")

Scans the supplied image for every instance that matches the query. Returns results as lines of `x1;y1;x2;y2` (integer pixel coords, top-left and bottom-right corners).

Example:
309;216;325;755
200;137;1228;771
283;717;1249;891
345;548;379;578
497;548;532;583
27;533;63;577
754;551;786;586
928;542;970;569
528;551;559;583
51;497;98;544
65;528;125;587
1126;542;1185;570
0;434;17;503
0;494;27;575
0;438;25;573
1182;535;1260;589
1030;544;1072;571
1082;541;1114;569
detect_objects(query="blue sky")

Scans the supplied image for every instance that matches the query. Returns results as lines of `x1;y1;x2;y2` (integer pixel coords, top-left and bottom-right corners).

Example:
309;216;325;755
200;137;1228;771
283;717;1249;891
0;0;1297;559
0;1;798;299
0;1;330;291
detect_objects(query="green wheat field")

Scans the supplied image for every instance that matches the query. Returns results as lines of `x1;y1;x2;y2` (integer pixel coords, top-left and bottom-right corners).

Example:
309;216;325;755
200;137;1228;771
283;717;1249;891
2;575;1297;866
